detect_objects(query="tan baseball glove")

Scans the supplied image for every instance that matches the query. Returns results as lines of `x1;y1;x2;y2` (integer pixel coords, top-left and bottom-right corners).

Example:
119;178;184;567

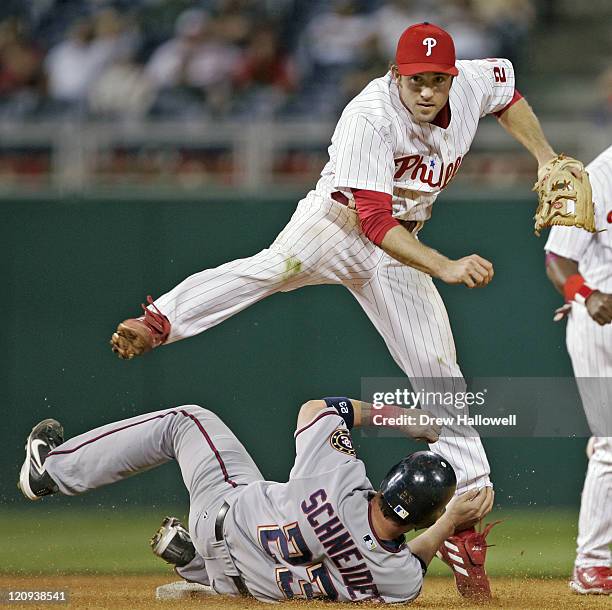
533;154;596;237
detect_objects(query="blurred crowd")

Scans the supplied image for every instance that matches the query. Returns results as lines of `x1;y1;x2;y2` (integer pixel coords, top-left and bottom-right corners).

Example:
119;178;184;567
0;0;540;121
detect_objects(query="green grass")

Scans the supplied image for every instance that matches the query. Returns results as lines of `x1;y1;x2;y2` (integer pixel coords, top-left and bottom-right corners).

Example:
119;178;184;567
0;507;187;575
422;508;579;578
0;507;579;577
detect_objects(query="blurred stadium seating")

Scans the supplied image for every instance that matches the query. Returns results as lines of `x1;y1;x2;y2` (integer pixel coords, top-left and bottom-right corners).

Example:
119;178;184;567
0;0;610;196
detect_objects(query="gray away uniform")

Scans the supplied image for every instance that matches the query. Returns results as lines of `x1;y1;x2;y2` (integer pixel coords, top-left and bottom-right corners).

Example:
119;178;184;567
45;405;425;602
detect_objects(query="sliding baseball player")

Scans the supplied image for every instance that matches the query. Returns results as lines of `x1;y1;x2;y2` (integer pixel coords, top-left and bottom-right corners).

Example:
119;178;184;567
18;398;491;602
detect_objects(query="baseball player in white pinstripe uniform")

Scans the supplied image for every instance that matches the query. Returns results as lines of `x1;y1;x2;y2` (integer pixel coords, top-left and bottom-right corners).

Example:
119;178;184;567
110;22;569;599
544;145;612;596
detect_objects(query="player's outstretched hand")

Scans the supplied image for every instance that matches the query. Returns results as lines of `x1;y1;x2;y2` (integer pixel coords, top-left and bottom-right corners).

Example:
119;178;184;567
444;487;495;532
397;409;441;443
586;291;612;326
438;255;494;288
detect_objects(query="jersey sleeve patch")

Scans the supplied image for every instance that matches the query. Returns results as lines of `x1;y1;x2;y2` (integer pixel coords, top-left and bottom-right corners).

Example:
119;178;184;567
329;429;356;456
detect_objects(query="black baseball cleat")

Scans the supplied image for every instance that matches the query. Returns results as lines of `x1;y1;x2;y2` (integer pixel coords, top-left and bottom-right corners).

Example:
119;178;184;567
150;517;196;567
18;418;63;501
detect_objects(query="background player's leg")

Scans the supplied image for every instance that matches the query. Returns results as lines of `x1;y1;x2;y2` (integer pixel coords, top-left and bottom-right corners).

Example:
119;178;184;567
153;194;380;343
349;254;490;493
567;309;612;571
575;438;612;568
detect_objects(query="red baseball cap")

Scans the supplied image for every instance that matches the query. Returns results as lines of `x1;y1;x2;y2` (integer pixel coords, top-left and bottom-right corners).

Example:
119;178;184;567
395;22;458;76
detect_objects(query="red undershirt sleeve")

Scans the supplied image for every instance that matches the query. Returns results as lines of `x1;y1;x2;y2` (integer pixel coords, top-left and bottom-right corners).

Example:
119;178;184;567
352;188;400;246
493;89;523;118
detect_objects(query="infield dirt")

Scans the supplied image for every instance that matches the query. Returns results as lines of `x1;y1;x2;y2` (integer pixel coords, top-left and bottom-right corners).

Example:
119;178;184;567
0;575;608;610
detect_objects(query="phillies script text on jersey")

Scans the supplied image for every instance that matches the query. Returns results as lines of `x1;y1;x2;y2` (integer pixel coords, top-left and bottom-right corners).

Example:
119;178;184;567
394;154;462;189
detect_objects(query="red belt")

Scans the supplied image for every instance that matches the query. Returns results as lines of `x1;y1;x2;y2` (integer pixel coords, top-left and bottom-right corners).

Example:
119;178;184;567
331;191;419;234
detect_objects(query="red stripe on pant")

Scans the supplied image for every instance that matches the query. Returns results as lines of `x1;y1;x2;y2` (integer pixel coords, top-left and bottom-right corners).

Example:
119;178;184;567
47;409;239;488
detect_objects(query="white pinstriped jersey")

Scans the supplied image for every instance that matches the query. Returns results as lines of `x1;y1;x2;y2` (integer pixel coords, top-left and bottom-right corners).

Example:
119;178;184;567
315;59;515;222
545;145;612;292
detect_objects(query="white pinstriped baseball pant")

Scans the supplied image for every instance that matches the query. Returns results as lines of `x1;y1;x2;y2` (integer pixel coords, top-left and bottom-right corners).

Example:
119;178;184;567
154;191;491;493
566;305;612;568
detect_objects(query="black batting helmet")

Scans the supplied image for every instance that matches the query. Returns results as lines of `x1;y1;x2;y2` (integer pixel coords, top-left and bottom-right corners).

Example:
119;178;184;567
379;451;456;529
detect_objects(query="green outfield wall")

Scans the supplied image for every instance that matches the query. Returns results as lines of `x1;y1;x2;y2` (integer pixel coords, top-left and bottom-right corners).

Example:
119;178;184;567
1;196;587;509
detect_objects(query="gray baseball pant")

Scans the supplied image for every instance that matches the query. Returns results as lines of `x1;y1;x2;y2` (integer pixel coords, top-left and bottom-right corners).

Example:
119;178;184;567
44;405;263;583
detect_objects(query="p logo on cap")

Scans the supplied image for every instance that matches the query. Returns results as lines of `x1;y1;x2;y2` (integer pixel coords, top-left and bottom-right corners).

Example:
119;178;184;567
423;37;437;56
396;22;458;76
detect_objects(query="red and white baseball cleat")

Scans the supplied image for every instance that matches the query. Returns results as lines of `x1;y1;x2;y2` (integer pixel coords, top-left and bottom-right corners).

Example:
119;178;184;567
436;521;501;600
110;296;171;360
570;566;612;595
